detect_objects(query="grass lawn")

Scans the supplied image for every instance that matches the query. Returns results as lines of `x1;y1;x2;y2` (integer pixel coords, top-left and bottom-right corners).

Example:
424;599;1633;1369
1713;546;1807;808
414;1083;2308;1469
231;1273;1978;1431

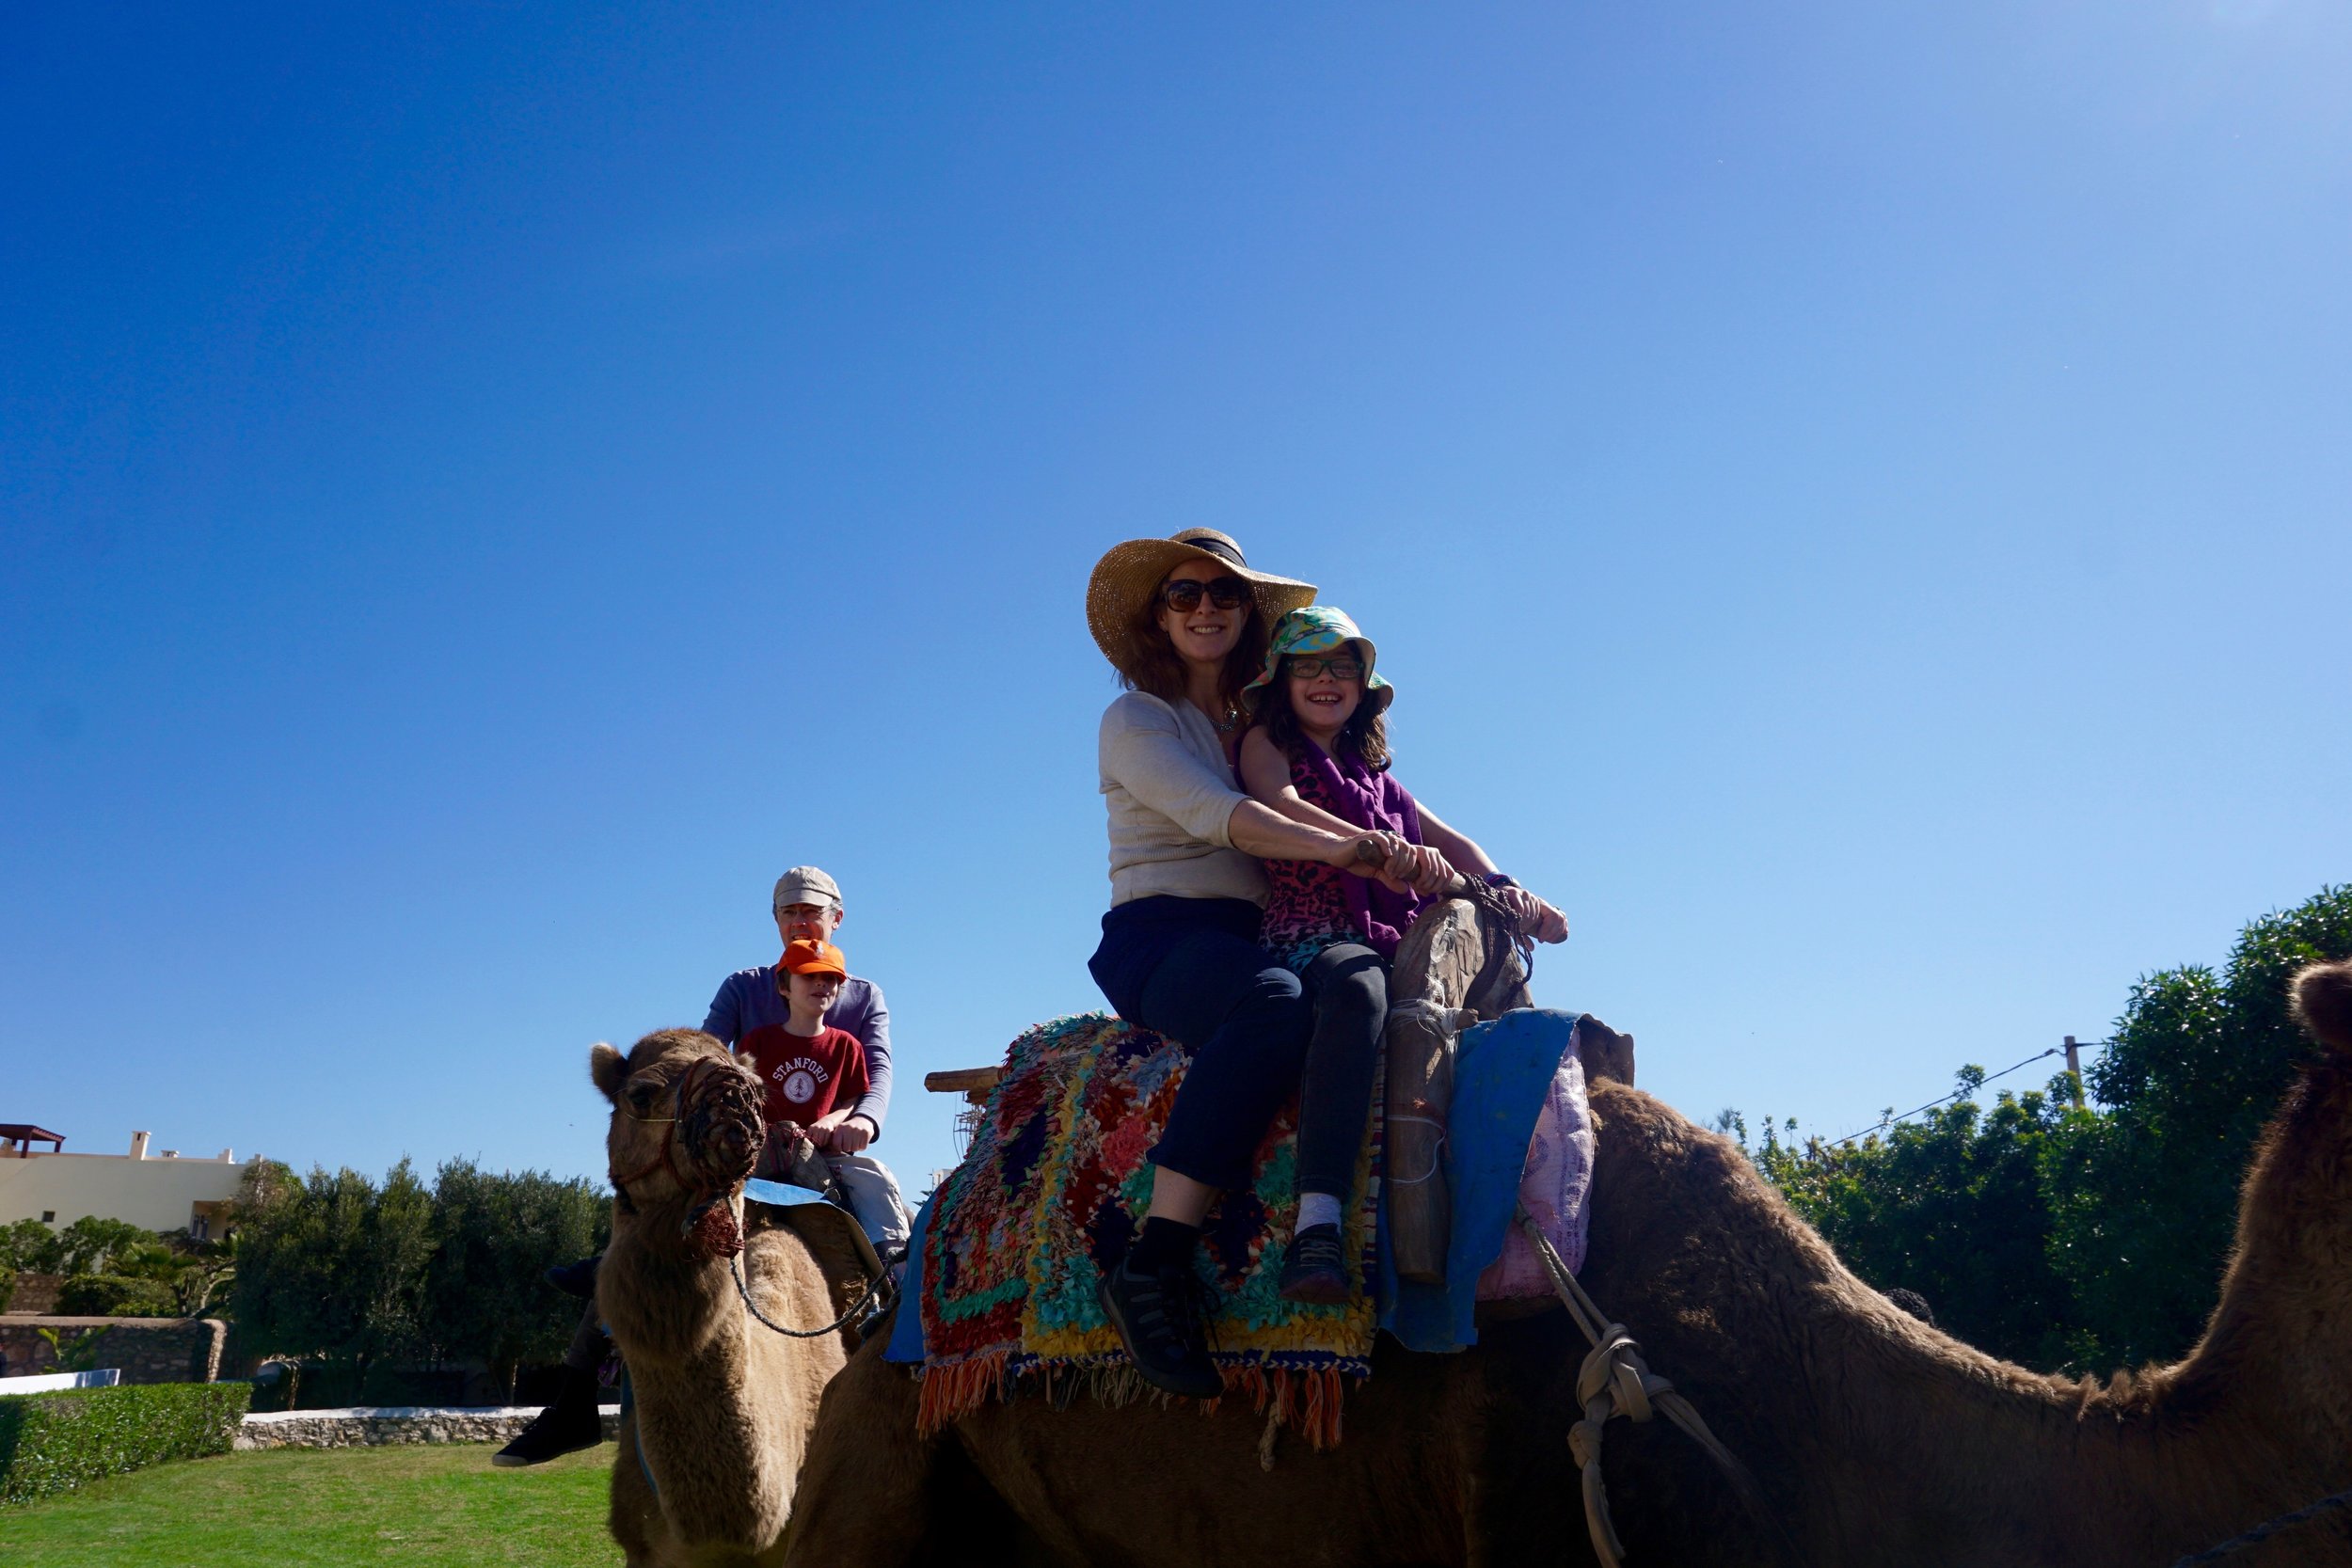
0;1442;620;1566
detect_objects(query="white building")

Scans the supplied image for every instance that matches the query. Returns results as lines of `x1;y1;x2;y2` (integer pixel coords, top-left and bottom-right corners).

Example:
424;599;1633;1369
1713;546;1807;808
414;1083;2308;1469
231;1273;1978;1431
0;1127;253;1238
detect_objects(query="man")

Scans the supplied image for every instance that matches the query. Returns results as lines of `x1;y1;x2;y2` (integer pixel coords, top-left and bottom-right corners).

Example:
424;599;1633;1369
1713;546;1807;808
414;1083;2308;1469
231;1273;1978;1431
700;866;907;1246
494;865;906;1468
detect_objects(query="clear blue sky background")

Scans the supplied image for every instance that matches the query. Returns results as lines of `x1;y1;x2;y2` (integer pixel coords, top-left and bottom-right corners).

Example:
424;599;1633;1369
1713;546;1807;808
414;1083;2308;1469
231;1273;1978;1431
5;5;2346;1198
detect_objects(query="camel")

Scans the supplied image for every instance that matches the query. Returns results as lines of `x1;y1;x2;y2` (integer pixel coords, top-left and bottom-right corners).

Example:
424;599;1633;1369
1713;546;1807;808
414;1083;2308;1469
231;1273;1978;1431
590;1028;879;1567
777;958;2352;1568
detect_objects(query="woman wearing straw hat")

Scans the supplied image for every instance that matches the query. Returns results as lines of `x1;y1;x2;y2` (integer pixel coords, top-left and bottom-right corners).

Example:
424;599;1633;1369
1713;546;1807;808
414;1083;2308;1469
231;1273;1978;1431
1083;527;1445;1399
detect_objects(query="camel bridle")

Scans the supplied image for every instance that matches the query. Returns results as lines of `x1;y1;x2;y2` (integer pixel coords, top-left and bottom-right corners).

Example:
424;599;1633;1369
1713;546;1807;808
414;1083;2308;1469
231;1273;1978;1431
609;1056;757;1218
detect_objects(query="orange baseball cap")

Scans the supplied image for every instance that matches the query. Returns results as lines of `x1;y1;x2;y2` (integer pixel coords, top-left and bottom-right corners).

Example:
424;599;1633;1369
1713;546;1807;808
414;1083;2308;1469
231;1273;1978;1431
781;939;848;979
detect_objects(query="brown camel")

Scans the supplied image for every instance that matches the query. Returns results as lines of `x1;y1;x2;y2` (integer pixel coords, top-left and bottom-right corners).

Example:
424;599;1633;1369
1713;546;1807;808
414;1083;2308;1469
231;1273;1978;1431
590;1028;879;1567
779;959;2352;1568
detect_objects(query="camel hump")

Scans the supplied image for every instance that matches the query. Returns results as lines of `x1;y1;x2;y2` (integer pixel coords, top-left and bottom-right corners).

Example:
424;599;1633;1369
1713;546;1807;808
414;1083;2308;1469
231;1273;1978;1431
2292;959;2352;1054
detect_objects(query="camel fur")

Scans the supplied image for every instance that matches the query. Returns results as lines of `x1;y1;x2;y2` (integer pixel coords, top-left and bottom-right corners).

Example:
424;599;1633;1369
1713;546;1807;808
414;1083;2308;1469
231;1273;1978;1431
592;1028;875;1568
778;960;2352;1568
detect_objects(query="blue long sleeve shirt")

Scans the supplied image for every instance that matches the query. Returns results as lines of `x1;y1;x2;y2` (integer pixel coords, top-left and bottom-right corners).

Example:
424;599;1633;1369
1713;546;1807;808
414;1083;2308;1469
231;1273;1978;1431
702;968;893;1139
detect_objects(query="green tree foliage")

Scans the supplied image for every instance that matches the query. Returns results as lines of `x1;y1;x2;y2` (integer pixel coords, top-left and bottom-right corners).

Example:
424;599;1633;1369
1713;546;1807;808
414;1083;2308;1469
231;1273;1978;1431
230;1160;436;1391
1;1217;67;1276
2040;885;2352;1369
1737;886;2352;1376
53;1216;157;1277
228;1155;610;1402
1749;1073;2086;1369
421;1160;608;1402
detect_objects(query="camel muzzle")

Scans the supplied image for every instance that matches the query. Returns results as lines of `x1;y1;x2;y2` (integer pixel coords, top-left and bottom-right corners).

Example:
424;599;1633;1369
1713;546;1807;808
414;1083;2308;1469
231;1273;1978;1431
611;1056;768;1258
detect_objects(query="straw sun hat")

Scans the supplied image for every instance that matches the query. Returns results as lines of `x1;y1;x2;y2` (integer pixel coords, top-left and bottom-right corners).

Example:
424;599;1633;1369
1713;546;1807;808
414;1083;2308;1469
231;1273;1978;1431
1085;528;1318;674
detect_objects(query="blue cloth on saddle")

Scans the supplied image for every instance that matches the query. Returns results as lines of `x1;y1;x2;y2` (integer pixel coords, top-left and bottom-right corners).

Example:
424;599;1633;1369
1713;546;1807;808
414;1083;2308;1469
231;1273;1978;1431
885;1006;1578;1364
884;1197;934;1363
1377;1007;1579;1353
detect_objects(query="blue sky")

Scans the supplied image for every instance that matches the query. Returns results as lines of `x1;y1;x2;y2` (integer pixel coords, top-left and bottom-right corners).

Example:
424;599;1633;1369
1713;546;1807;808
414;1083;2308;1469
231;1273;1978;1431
4;4;2346;1197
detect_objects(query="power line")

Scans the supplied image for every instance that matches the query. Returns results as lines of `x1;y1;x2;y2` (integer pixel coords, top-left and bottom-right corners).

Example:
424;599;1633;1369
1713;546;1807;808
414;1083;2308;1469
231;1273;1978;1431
1823;1042;2098;1149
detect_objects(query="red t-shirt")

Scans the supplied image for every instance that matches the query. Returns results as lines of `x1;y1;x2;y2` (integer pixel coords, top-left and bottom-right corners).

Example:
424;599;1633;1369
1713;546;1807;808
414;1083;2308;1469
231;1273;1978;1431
736;1023;870;1127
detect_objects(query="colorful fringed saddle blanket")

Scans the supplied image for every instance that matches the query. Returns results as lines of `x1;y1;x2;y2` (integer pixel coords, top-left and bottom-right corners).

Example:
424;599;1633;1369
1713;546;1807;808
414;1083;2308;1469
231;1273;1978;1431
916;1012;1380;1448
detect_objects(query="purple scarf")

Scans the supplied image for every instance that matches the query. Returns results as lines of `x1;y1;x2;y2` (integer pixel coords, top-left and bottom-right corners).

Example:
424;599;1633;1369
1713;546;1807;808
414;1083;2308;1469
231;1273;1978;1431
1295;743;1425;960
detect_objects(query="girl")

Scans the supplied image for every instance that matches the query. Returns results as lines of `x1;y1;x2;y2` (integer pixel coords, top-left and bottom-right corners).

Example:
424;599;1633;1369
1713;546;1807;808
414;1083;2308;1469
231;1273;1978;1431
1081;530;1424;1397
1238;605;1567;1303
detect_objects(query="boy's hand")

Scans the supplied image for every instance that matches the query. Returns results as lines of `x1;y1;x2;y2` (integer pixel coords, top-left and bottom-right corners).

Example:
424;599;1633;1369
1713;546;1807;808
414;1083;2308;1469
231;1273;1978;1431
809;1109;876;1154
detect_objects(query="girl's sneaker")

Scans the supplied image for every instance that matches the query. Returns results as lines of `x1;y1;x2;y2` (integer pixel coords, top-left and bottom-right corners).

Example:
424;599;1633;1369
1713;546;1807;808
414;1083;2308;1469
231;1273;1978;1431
1277;1224;1350;1305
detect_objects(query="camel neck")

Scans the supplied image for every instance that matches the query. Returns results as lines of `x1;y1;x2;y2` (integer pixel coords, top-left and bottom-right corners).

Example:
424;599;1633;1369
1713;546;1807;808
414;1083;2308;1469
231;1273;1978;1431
598;1210;850;1556
2163;1055;2352;1448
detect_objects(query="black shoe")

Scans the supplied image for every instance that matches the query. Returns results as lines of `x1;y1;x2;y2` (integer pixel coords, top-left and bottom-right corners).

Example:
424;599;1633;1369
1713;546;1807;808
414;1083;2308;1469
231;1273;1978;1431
545;1254;601;1300
1278;1223;1351;1306
491;1370;604;1467
1097;1255;1222;1400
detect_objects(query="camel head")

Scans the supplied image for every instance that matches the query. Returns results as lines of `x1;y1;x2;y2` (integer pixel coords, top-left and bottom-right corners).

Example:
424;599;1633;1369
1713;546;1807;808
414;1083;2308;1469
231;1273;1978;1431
592;1028;766;1253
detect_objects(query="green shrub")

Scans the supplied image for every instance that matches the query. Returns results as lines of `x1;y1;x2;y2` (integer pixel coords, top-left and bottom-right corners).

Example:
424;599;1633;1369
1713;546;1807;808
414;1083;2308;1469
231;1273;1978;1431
55;1275;177;1318
0;1382;251;1505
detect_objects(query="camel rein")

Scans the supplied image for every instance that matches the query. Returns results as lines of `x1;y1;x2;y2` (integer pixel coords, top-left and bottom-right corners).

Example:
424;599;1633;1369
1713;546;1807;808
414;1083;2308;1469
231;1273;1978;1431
1515;1206;1804;1568
2169;1484;2352;1566
727;1189;893;1340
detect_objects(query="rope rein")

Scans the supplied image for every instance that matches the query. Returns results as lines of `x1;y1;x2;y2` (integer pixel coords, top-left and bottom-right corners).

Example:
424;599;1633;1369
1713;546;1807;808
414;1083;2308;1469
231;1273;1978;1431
727;1190;892;1340
2170;1485;2352;1566
1514;1206;1802;1568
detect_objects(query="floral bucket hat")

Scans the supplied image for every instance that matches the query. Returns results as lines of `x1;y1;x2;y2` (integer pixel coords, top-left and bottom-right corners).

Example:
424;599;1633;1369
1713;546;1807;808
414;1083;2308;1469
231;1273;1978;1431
1241;605;1393;715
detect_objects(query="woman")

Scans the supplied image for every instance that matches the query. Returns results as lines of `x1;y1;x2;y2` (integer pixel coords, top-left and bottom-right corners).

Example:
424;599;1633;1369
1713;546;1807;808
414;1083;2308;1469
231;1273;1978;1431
1084;528;1441;1398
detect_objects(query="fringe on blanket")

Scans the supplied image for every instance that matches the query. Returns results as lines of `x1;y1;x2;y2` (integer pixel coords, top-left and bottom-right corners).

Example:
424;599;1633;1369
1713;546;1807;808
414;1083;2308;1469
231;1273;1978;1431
916;1350;1361;1452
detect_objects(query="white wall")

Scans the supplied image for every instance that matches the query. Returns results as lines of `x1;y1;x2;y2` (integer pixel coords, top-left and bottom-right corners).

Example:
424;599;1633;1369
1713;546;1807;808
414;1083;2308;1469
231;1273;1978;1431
0;1146;249;1234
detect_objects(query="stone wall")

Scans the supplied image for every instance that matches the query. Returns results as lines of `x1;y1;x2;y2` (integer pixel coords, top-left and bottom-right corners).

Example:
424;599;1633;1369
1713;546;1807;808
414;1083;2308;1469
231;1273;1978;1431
237;1405;624;1449
0;1316;226;1384
5;1274;64;1315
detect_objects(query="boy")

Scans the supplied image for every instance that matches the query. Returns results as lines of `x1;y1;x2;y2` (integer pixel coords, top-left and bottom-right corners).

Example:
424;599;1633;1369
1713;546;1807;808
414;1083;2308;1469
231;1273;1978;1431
736;937;910;1248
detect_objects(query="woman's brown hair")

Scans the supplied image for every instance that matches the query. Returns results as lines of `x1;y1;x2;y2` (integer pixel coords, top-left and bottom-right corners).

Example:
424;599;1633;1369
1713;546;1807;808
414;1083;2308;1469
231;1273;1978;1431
1115;584;1271;728
1254;652;1391;772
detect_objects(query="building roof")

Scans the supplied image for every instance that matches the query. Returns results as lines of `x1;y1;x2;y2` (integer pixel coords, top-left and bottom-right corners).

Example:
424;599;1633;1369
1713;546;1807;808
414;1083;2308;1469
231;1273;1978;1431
0;1124;67;1143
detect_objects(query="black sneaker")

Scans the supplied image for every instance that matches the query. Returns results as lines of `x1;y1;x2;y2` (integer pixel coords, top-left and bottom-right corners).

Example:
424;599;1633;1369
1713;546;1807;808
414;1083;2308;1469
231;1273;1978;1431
1278;1223;1351;1306
544;1254;601;1300
491;1370;604;1467
1096;1255;1222;1400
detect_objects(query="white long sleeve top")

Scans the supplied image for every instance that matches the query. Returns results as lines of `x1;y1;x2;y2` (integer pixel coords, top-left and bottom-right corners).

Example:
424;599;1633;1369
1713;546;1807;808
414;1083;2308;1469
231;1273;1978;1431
1097;691;1269;908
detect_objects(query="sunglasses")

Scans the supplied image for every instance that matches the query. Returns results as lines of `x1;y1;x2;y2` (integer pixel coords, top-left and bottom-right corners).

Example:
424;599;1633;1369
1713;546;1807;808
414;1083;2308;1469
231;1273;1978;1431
1159;576;1254;612
1287;656;1365;681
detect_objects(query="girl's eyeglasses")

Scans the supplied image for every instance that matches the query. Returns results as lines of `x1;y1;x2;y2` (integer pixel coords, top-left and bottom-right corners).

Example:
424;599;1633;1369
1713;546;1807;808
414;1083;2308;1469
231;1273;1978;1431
1287;656;1365;681
1159;576;1253;612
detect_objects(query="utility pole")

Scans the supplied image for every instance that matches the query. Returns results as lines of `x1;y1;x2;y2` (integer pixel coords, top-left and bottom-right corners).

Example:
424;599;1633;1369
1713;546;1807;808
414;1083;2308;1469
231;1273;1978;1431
2063;1037;2085;1109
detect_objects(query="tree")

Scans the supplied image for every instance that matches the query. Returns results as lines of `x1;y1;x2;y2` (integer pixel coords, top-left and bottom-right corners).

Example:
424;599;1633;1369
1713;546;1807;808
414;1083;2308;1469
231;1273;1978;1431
1749;1073;2084;1369
230;1159;435;1396
53;1215;152;1276
1732;885;2352;1375
421;1160;609;1402
2039;884;2352;1368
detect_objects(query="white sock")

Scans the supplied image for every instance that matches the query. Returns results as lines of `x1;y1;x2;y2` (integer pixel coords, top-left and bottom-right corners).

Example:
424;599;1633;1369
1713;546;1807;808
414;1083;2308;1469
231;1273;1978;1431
1295;1193;1343;1233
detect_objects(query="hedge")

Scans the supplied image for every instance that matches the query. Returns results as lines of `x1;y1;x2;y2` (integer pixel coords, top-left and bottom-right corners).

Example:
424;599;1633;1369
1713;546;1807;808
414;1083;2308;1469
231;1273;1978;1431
55;1274;177;1317
0;1382;251;1504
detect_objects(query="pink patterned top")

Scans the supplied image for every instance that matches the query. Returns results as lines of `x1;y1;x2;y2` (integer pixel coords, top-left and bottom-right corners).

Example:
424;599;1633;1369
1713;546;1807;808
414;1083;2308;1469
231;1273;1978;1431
1257;742;1425;973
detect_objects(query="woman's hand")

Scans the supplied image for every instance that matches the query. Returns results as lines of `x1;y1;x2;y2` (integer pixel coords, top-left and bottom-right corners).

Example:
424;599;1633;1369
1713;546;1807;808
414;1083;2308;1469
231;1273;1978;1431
1499;888;1569;943
1329;832;1456;895
1397;844;1456;896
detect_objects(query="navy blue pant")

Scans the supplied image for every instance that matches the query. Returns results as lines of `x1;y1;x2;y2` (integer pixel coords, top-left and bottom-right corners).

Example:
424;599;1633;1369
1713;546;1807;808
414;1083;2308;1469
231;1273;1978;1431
1089;897;1312;1192
1294;942;1388;1200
